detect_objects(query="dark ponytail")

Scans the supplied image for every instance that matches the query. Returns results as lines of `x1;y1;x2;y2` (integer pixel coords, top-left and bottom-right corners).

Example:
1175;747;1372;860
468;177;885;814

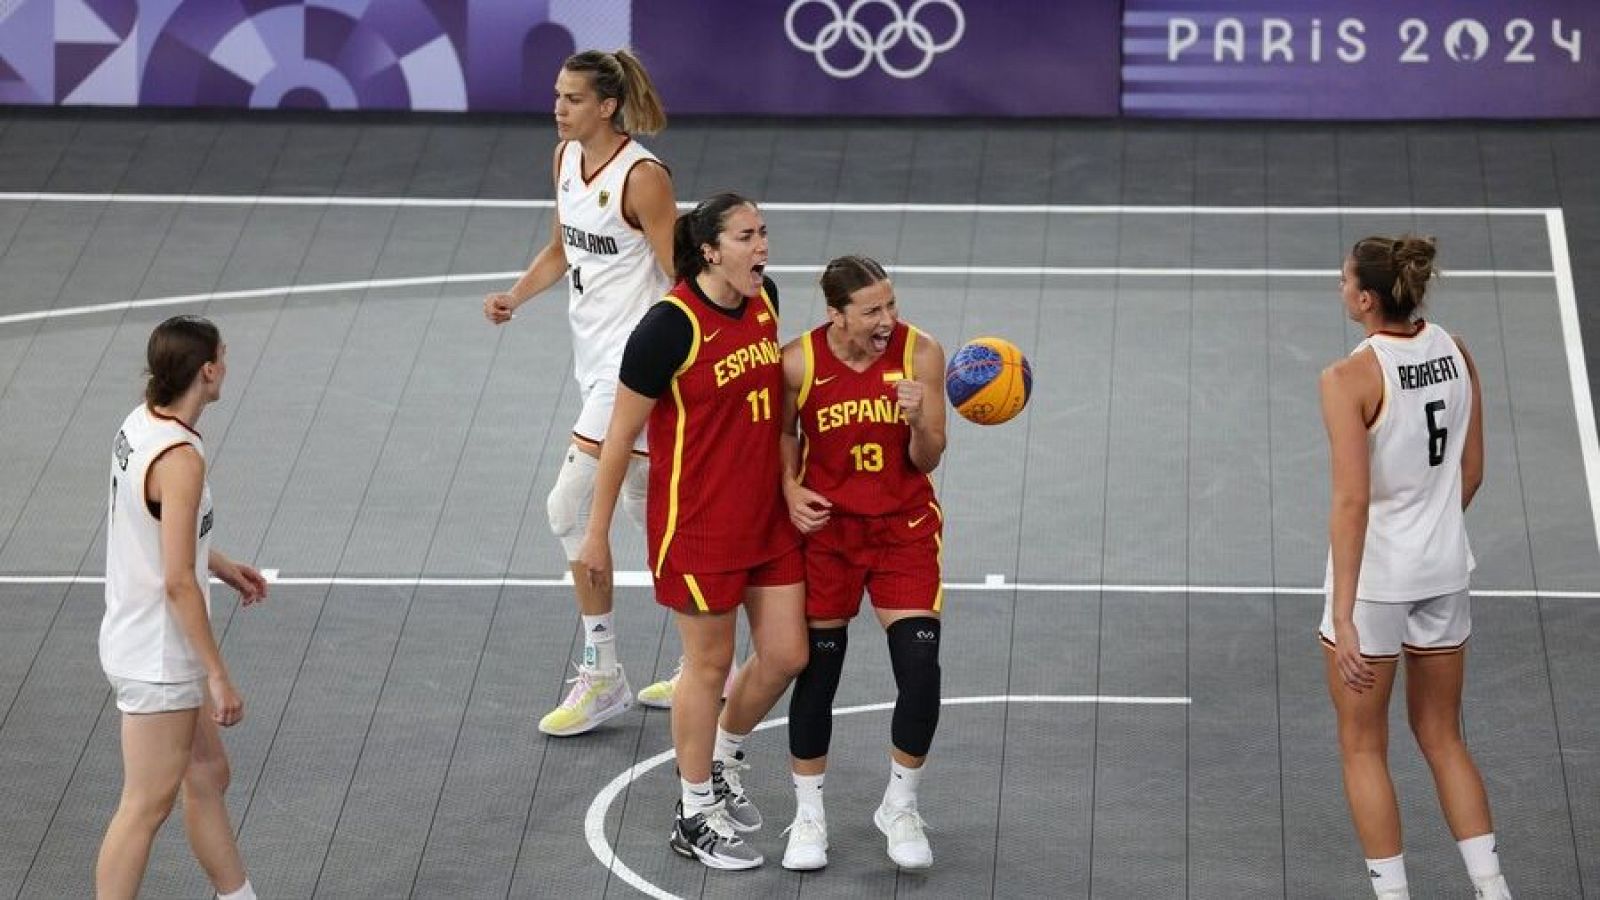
145;315;220;406
1351;234;1439;322
672;192;755;281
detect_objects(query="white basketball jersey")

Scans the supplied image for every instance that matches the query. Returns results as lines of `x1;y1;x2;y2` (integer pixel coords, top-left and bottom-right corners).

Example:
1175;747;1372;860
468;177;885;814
101;405;213;681
1326;322;1475;602
557;138;671;389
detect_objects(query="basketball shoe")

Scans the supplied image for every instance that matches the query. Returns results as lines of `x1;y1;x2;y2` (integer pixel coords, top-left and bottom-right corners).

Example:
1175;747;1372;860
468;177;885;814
669;801;763;870
538;663;632;736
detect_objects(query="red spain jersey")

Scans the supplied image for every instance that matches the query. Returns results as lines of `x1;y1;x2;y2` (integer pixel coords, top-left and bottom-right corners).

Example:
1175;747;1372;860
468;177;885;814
796;320;937;518
647;280;796;575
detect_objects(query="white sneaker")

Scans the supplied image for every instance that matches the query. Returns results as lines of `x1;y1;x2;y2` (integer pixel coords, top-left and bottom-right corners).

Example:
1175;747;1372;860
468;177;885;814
781;807;828;871
1375;889;1410;900
636;656;739;709
873;802;932;869
538;664;632;736
1473;873;1511;900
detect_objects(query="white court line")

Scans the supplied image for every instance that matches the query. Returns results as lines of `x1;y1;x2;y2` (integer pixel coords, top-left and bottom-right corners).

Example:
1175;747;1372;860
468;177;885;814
583;694;1190;900
3;572;1596;598
1546;209;1600;558
0;192;1560;216
0;267;1553;328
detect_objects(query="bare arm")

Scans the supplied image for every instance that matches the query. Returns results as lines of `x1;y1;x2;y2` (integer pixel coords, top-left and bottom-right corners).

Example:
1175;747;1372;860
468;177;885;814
624;160;677;280
208;548;268;606
902;333;947;474
1455;336;1485;510
1320;353;1379;691
152;446;242;724
484;144;570;323
780;339;831;533
577;386;656;589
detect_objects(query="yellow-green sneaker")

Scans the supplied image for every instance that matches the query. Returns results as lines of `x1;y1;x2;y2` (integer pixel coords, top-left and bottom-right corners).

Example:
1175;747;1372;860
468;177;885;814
538;664;632;736
636;657;740;709
637;659;683;709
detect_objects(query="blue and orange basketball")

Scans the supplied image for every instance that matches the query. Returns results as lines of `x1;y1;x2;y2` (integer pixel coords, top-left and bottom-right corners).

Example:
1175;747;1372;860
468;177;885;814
945;337;1032;425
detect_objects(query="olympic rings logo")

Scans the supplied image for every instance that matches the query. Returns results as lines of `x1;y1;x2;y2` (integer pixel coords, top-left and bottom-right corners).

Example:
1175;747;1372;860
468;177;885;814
784;0;966;80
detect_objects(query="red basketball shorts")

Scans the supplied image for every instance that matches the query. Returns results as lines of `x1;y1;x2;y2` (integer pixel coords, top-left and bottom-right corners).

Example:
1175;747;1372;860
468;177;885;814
653;545;804;615
804;511;943;621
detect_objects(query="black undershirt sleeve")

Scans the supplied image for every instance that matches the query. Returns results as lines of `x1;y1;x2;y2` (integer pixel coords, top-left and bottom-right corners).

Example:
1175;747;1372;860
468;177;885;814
619;276;780;399
619;301;693;399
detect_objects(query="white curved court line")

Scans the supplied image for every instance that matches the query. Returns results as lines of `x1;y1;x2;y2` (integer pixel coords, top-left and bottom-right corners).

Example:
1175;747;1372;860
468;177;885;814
0;267;1553;328
583;694;1191;900
0;192;1559;216
2;572;1597;598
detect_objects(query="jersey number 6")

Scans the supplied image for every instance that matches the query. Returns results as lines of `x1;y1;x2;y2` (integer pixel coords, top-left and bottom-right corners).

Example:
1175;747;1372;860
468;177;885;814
1425;399;1448;467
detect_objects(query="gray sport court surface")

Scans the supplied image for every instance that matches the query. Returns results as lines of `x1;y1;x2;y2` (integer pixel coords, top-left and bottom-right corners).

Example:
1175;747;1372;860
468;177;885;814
0;113;1598;899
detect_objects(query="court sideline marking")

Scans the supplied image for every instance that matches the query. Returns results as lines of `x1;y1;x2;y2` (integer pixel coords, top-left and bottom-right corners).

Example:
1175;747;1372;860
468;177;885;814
1;572;1594;599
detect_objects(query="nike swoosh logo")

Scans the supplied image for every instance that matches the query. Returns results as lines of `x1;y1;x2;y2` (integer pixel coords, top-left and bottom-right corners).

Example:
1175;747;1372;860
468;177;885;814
702;329;722;343
813;375;836;386
907;515;929;528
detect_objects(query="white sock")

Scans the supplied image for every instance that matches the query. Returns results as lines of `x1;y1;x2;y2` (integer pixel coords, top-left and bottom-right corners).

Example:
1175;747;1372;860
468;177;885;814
714;726;747;763
1458;832;1501;880
681;777;716;816
1366;853;1407;895
217;879;256;900
580;613;617;673
793;772;826;817
883;757;922;811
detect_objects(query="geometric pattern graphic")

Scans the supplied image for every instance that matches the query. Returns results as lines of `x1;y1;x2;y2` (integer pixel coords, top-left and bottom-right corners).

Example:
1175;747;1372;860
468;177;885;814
0;0;632;111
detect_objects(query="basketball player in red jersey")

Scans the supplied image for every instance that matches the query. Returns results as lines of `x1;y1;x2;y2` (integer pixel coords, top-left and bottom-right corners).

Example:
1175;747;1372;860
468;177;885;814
777;256;948;872
578;193;807;870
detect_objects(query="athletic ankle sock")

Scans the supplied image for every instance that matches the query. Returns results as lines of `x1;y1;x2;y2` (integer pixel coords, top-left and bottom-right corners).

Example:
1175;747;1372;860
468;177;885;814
1458;833;1501;880
883;757;922;810
714;726;747;763
681;778;716;816
793;772;826;816
580;613;617;672
217;879;256;900
1366;853;1408;895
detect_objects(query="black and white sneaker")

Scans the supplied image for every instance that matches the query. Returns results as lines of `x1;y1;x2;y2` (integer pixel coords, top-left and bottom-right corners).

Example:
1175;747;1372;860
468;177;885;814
711;753;762;832
669;801;764;870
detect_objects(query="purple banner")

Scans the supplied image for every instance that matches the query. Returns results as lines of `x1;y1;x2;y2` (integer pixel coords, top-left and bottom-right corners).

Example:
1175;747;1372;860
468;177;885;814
633;0;1119;116
0;0;1117;115
3;1;1598;118
1122;0;1600;118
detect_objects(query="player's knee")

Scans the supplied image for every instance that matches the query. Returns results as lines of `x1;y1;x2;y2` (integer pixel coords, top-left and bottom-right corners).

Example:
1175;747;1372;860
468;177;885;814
620;456;648;530
1408;710;1463;759
888;617;941;758
184;753;230;797
761;631;809;682
546;447;598;559
789;626;848;760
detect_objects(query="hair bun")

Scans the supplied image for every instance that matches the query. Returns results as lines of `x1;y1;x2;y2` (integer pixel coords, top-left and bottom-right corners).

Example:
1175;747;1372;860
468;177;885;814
1392;236;1437;273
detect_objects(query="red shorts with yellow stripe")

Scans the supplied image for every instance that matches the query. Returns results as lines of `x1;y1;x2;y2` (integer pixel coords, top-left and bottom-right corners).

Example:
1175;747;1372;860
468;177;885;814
653;545;804;615
804;510;943;621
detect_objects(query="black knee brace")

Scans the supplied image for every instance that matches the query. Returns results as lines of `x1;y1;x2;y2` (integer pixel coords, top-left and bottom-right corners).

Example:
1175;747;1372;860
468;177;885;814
788;626;848;760
887;617;941;758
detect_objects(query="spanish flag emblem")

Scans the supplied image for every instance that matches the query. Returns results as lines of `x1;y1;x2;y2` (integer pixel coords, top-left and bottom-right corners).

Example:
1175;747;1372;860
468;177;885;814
882;370;905;383
757;311;772;324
